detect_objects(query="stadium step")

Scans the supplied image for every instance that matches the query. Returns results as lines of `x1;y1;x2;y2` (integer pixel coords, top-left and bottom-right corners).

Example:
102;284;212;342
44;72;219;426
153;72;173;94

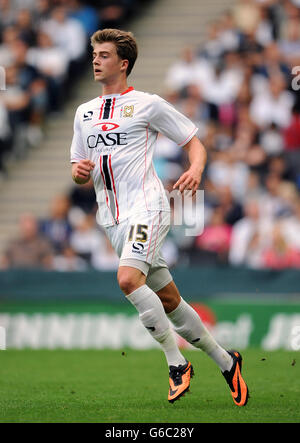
0;0;236;255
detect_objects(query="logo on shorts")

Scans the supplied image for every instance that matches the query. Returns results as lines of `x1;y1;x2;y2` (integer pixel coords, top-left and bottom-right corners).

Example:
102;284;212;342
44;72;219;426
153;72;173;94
132;242;144;254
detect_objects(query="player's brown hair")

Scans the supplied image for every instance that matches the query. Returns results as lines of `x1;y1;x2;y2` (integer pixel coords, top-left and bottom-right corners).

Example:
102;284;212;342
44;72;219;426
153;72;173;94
91;28;138;77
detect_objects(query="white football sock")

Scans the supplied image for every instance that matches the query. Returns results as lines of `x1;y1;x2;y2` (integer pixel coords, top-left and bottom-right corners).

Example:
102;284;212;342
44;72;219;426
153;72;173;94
167;298;233;372
127;285;186;367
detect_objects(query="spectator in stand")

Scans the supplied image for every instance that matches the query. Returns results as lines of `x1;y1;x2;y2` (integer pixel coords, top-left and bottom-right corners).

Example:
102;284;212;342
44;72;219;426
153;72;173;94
215;185;244;226
164;46;214;94
279;15;300;65
40;194;73;254
67;0;100;37
41;4;87;90
41;5;87;63
0;213;54;269
262;222;300;269
229;198;273;268
260;172;293;219
10;38;48;146
0;25;19;68
69;213;106;264
233;0;261;35
199;20;224;64
99;0;131;29
2;64;30;157
34;0;52;27
259;123;284;156
207;149;250;202
15;8;37;47
280;199;300;251
0;0;15;28
26;31;69;112
249;73;294;129
194;206;232;265
53;245;88;271
202;51;244;118
256;42;291;84
91;235;120;271
218;10;242;53
69;179;97;215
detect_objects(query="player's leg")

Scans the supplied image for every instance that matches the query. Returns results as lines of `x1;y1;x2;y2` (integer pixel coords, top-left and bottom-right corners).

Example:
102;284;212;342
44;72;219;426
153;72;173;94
148;273;249;406
117;211;193;402
117;265;186;368
117;264;193;402
156;280;233;371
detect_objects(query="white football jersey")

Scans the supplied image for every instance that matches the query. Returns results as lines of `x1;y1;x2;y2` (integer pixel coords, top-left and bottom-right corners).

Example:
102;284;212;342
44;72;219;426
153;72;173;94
70;87;198;227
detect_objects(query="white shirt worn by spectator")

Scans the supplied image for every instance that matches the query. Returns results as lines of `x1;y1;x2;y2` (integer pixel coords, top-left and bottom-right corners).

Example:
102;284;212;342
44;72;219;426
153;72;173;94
42;17;86;61
280;215;300;250
70;225;106;257
91;238;120;271
27;46;69;80
207;159;250;202
164;58;214;93
0;44;15;67
229;217;273;269
202;67;244;105
260;128;284;156
250;89;295;129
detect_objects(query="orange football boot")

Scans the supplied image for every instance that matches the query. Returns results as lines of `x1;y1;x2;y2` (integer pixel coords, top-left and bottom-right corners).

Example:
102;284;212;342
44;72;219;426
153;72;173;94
168;360;194;403
222;350;249;406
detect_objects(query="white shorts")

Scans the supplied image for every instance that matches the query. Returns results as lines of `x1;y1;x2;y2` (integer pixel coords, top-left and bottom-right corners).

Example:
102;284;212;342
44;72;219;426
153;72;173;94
104;210;173;291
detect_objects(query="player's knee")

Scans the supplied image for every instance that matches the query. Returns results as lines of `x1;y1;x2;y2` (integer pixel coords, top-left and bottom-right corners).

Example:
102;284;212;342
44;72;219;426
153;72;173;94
156;284;181;314
161;296;180;314
118;277;136;295
117;268;144;295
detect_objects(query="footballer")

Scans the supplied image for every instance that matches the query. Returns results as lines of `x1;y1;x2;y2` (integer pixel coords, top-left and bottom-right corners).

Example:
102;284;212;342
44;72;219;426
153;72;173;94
70;28;249;405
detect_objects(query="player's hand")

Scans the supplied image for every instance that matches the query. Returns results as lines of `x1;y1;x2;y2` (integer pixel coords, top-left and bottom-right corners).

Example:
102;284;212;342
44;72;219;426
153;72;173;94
72;159;95;183
173;166;202;196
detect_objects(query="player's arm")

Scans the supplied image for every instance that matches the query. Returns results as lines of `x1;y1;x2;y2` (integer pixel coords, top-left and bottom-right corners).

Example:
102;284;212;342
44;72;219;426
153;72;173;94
173;136;207;195
71;159;95;185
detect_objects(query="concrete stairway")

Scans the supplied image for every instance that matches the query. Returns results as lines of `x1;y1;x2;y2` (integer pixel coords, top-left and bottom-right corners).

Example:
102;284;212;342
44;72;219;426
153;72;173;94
0;0;236;254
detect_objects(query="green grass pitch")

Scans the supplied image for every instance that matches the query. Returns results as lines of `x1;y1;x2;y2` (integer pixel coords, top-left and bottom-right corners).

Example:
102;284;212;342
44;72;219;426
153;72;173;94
0;349;299;423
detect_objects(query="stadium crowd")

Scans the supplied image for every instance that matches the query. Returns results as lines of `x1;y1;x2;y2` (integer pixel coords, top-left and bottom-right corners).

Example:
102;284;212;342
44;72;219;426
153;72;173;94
0;0;148;172
1;0;300;271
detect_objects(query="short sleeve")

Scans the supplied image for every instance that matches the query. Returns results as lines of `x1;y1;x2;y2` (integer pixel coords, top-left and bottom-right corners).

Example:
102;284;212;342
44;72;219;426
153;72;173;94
148;95;198;147
70;107;86;163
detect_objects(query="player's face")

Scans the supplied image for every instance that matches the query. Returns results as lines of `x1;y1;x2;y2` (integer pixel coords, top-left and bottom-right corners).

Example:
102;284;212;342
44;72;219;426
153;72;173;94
92;42;128;84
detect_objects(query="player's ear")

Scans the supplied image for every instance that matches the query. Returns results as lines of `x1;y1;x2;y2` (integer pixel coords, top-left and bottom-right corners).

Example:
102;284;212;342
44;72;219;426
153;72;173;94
120;59;129;74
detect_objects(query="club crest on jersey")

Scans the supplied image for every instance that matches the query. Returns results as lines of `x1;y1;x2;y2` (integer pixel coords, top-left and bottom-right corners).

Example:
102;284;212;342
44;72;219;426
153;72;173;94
123;105;134;118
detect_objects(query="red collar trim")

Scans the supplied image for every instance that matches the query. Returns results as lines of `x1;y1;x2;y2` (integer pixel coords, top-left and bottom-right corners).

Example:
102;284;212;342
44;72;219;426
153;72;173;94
99;87;134;99
121;86;134;95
